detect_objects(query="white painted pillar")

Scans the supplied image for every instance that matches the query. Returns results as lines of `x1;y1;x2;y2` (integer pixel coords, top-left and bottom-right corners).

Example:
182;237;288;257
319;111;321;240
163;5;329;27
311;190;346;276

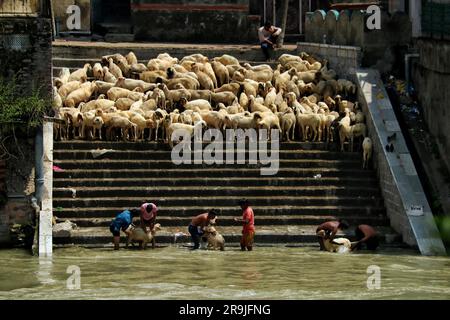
410;0;422;38
39;120;53;257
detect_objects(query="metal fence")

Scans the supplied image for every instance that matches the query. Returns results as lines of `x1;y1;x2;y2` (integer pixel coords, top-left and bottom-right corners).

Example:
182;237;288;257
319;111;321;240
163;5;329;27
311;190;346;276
422;1;450;38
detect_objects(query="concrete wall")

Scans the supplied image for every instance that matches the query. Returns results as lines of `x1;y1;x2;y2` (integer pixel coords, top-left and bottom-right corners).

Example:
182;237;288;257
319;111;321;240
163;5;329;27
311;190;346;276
297;42;362;78
53;0;91;33
131;0;259;43
0;17;52;95
356;69;446;255
412;39;450;172
305;9;412;68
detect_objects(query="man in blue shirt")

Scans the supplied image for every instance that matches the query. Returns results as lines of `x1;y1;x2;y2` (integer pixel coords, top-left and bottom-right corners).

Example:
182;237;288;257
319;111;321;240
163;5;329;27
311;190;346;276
110;208;140;250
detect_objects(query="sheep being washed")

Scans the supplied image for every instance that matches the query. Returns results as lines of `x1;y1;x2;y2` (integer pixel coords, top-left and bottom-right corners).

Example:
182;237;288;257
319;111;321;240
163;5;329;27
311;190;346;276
316;230;354;254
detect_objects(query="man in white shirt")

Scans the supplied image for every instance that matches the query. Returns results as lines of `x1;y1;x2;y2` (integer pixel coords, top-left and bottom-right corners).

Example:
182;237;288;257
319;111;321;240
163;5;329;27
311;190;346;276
258;21;282;61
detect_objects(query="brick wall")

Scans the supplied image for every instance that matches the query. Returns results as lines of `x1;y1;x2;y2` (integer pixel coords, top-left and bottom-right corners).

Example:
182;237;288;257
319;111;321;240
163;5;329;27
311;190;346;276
0;17;52;96
297;42;362;78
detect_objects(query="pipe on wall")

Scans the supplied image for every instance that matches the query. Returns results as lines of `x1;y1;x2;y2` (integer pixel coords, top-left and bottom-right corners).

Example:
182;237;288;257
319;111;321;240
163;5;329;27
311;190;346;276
405;53;419;95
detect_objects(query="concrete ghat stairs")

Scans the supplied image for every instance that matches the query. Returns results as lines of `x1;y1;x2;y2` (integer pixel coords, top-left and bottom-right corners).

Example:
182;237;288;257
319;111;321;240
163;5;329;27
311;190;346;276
51;42;405;248
52;141;404;248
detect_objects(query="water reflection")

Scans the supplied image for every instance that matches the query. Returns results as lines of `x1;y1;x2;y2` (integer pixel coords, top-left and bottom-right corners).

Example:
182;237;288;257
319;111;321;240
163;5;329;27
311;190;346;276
36;257;56;285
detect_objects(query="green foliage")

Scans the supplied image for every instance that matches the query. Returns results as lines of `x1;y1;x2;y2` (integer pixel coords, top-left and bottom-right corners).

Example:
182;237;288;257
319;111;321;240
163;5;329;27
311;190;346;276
10;224;35;249
0;77;50;133
435;216;450;246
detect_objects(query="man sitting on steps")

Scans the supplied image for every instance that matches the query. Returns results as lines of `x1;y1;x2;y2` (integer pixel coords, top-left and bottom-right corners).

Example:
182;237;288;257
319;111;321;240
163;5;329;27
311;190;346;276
258;21;282;62
188;210;218;250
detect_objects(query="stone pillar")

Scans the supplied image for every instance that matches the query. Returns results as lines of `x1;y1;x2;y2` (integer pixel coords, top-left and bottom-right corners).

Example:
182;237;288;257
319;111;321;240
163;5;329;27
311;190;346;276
39;120;53;257
409;0;422;38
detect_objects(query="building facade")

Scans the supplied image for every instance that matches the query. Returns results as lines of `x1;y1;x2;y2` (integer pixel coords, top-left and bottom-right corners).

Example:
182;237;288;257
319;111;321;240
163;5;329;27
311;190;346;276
412;0;450;171
0;0;53;246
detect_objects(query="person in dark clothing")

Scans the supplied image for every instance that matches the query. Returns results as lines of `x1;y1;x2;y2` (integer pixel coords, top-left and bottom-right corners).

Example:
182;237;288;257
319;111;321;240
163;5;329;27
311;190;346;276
188;210;217;250
110;208;140;250
352;224;380;250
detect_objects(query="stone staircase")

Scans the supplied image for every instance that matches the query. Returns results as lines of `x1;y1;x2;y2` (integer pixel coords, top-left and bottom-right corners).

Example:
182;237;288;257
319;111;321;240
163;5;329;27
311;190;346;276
52;141;404;248
51;43;405;248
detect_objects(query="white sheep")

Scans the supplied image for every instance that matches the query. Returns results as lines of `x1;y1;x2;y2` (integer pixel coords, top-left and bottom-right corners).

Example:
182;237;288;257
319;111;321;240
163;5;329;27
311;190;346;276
167;120;207;148
362;137;373;169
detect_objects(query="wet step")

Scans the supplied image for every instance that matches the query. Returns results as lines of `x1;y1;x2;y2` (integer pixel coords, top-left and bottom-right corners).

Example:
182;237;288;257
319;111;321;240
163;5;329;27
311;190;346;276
53;195;384;208
52;159;363;170
53;206;387;218
53;186;381;198
53;225;402;245
54;141;336;151
53;168;374;179
53;149;362;161
64;215;391;228
53;176;380;188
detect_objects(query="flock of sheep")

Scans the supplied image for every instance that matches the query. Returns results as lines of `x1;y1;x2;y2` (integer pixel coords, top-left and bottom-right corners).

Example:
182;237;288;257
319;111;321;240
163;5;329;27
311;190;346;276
52;50;373;164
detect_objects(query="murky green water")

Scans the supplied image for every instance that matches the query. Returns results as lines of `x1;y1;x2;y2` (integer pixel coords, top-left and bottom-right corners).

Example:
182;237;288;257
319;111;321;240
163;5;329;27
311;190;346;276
0;246;449;300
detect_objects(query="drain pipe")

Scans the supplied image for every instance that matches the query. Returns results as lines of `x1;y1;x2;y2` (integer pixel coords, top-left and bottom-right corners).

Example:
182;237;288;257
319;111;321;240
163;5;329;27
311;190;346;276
405;53;420;95
35;126;44;205
31;196;40;256
33;126;44;256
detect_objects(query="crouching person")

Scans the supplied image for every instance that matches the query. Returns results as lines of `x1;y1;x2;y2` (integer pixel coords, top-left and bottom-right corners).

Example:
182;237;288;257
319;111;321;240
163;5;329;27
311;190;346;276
352;224;379;251
139;203;159;248
316;219;349;251
188;210;217;250
110;208;140;250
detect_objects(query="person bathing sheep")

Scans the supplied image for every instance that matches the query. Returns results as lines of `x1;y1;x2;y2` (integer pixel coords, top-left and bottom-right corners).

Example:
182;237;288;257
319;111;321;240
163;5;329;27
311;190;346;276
352;224;379;251
189;210;218;250
110;208;140;250
139;203;159;247
316;220;349;251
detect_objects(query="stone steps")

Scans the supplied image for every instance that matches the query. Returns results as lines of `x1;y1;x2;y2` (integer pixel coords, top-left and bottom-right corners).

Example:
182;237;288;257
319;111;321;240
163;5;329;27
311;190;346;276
54;196;383;208
53;225;402;246
53;185;381;198
54;168;373;179
64;215;390;228
50;94;400;248
53;177;380;188
53;159;363;170
53;141;336;151
53;206;386;218
53;149;362;161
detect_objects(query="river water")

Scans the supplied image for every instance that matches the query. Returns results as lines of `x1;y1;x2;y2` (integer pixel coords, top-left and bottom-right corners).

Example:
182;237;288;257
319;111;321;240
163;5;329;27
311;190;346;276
0;246;449;300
